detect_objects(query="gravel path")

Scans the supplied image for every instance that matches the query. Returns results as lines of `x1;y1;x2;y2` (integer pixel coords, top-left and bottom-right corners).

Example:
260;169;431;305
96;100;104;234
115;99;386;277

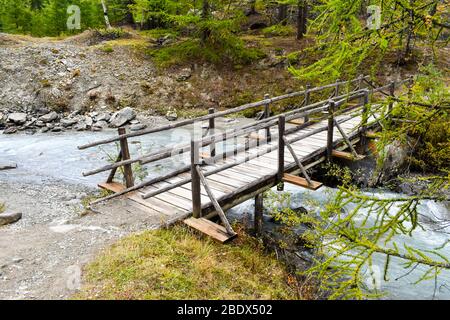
0;178;167;300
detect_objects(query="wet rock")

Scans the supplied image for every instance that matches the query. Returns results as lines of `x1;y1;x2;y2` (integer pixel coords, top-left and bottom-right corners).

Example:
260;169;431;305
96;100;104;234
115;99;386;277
165;109;178;121
0;212;22;226
35;120;45;127
74;122;87;131
130;123;147;131
3;127;17;134
51;126;63;132
0;161;17;170
39;111;58;123
8;113;27;124
109;107;136;127
95;112;111;122
93;120;108;129
60;119;77;127
84;116;93;127
370;139;409;187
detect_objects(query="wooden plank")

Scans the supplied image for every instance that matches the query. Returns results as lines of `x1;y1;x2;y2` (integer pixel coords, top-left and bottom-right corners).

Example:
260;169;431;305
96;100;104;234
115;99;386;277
184;217;237;243
332;150;365;161
287;118;305;125
282;173;323;190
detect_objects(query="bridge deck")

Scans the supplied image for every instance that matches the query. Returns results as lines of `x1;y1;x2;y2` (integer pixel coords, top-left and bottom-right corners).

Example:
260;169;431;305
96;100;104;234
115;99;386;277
99;113;365;220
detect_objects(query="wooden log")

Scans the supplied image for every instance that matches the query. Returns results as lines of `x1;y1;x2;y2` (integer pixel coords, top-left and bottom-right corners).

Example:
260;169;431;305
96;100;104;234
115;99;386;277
360;90;370;153
334;120;359;158
78;76;371;150
106;151;122;183
282;174;322;190
254;193;263;235
191;140;202;218
118;128;134;188
332;150;365;161
283;137;313;186
196;165;236;236
184;217;237;243
278;115;285;181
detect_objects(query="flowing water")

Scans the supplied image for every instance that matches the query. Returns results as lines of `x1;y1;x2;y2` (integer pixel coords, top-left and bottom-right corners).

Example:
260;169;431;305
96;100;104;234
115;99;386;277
1;129;449;299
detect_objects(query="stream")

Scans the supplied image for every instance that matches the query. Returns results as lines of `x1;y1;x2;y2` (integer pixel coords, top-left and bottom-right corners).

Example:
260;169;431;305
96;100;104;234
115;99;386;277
1;129;449;300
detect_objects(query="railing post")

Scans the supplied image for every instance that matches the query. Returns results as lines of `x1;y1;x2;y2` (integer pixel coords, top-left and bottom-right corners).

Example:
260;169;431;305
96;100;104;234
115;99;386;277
360;90;370;153
357;74;364;90
208;108;216;158
334;79;340;97
277;115;286;182
191;140;201;218
327;101;335;161
304;84;311;123
254;193;263;235
118;127;134;188
264;93;271;142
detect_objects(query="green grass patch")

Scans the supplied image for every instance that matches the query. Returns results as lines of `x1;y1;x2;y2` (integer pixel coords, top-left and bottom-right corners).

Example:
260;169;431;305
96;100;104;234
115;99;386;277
262;25;296;37
148;38;265;68
75;225;300;300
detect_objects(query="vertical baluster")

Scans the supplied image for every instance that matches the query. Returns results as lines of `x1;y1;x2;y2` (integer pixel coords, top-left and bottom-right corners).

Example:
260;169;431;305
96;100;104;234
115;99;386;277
208;108;216;158
327;101;335;161
264;94;271;142
191;140;201;218
304;84;311;123
277;115;286;182
360;90;370;153
118;127;134;188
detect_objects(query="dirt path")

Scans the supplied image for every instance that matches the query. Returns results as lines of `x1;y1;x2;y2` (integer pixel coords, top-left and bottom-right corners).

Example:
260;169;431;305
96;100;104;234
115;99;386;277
0;178;168;300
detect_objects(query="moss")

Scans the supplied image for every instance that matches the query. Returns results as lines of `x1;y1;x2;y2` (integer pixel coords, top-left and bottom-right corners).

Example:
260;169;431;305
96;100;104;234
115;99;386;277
75;224;300;300
262;25;296;37
0;202;5;214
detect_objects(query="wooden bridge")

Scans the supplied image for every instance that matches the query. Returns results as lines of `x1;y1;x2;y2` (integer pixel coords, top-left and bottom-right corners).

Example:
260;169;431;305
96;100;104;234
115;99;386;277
78;76;410;242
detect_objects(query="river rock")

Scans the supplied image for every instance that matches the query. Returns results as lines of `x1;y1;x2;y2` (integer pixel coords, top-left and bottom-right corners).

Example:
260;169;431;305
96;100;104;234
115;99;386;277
93;120;108;129
8;113;27;124
176;68;192;81
39;111;58;123
0;212;22;226
130;123;147;131
165;110;178;121
84;116;93;127
95;112;111;122
0;161;17;170
370;139;409;186
61;118;78;127
74;122;87;131
3;127;17;134
109;107;136;127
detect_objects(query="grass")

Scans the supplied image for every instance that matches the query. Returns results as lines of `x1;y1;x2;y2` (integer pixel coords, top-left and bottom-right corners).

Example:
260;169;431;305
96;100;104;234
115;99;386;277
75;224;301;300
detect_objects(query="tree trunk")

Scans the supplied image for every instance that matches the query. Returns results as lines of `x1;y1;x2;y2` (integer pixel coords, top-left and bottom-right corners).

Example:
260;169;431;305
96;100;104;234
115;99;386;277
101;0;112;29
201;0;210;44
296;0;308;40
278;4;288;25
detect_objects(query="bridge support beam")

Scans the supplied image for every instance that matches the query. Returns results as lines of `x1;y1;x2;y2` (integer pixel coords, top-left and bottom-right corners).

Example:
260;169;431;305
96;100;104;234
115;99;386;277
254;193;264;235
118;127;134;188
326;101;335;161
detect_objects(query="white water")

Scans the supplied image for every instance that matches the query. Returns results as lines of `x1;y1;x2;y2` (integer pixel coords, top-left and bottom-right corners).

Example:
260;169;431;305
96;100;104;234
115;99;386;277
1;130;449;299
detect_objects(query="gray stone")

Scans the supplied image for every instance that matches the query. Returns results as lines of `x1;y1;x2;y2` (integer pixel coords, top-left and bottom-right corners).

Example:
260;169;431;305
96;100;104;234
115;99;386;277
84;116;93;127
0;212;22;226
51;126;63;132
3;127;17;134
93;120;108;129
60;118;77;127
8;113;27;124
95;113;111;122
0;161;17;170
74;122;87;131
165;110;178;121
130;123;147;131
109;107;136;128
39;111;58;123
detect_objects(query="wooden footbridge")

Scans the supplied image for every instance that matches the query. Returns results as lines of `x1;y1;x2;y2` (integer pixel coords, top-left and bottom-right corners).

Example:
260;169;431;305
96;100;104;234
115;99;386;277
78;76;410;242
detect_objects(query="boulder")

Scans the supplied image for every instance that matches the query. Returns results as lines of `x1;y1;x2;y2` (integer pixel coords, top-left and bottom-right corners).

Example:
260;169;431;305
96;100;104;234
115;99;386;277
370;139;409;186
61;118;78;127
39;111;58;123
93;120;108;129
0;212;22;226
165;109;178;121
3;127;17;134
109;107;136;128
8;113;27;124
176;68;192;81
74;122;87;131
130;123;147;131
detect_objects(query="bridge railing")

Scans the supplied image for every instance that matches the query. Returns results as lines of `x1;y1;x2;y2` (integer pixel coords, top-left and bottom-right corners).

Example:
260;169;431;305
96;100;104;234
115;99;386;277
85;76;413;206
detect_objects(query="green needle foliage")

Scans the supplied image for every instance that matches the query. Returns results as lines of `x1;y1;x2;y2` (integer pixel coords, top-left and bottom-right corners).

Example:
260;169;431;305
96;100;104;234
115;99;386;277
288;0;449;82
